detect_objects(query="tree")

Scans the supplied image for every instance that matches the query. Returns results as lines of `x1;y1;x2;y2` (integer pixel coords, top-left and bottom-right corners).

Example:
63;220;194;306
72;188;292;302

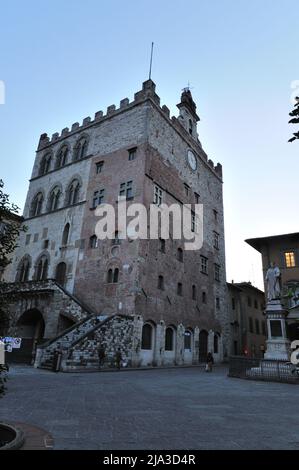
288;97;299;142
0;179;26;333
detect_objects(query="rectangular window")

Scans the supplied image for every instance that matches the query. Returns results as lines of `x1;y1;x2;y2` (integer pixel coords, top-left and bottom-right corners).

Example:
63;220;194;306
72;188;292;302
92;189;105;208
213;231;219;250
128;147;137;161
216;297;220;309
255;319;260;335
25;234;31;245
191;211;197;233
249;317;254;334
154;185;163;206
120;181;133;200
194;192;200;204
177;282;183;296
214;263;220;282
201;256;208;275
285;251;296;268
184;183;190;196
96;161;104;174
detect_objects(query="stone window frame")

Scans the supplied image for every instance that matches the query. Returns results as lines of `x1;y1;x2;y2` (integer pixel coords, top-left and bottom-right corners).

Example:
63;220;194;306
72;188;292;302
119;180;133;200
55;144;69;169
47;184;62;212
73;134;89;162
15;254;32;282
30;190;44;217
92;188;105;208
200;255;208;275
34;252;50;281
66;178;81;206
214;263;220;282
128;147;137;161
95;161;104;174
39;151;53;176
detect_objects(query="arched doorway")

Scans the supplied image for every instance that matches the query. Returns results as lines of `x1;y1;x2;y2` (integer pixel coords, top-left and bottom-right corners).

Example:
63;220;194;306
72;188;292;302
140;322;155;366
164;326;176;364
199;330;208;362
13;309;45;364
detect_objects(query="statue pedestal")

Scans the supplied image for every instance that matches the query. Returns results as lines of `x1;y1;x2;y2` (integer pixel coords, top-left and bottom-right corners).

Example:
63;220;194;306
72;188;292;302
264;300;290;361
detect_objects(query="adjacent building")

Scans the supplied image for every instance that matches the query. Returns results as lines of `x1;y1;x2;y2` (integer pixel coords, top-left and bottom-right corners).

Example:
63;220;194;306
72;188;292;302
227;282;266;357
246;232;299;344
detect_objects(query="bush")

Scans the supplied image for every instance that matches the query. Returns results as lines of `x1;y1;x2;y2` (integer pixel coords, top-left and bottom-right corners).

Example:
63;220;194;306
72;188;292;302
0;364;9;397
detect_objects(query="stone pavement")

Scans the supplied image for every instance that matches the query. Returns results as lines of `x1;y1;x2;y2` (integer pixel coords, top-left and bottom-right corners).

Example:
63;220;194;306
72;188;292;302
0;365;298;450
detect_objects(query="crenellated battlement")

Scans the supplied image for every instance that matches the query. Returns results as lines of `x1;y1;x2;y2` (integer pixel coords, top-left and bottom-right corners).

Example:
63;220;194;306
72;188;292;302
37;79;223;177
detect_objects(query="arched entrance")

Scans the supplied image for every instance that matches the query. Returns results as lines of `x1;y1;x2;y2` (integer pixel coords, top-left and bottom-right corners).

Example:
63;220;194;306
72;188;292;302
199;330;208;362
140;322;155;366
13;309;45;364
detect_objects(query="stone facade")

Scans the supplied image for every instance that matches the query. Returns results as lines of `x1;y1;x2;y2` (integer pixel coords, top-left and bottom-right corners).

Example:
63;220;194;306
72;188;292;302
5;80;230;368
227;282;266;358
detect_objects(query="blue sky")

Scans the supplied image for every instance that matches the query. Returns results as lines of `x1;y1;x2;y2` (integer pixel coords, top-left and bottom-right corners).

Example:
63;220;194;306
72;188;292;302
1;0;299;288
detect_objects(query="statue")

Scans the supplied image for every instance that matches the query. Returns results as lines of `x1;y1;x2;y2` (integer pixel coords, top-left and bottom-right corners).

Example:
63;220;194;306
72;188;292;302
265;262;281;302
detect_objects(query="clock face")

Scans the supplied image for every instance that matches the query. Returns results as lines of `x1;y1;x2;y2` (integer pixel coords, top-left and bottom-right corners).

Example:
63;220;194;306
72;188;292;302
187;150;197;171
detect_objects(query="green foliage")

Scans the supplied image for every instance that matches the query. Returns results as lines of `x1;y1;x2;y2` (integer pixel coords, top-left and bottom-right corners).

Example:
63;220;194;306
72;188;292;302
0;363;8;398
0;179;26;334
288;97;299;142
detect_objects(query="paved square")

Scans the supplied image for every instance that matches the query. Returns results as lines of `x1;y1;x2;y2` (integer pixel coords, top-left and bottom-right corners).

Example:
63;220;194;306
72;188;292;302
1;365;298;450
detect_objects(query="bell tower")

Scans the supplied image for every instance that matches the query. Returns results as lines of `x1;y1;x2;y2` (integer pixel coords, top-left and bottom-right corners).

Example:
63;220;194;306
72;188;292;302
177;88;200;140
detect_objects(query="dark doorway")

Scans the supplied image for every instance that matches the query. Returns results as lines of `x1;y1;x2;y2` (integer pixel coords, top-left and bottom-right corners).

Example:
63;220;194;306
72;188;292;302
288;322;299;342
199;330;208;362
11;309;45;364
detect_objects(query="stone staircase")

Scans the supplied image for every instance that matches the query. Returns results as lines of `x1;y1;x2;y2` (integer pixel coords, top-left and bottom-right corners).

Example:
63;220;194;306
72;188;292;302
37;314;108;370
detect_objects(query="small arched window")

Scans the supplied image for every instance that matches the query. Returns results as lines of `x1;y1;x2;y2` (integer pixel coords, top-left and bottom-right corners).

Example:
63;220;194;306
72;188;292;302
141;323;153;350
55;262;67;287
16;256;31;282
67;179;80;206
62;223;70;246
35;255;49;281
177;247;183;262
48;186;61;212
192;285;197;300
74;137;88;161
30;192;43;217
202;291;207;304
89;235;97;249
158;275;164;290
56;145;68;168
107;268;113;284
165;327;174;351
39;153;52;176
113;268;119;283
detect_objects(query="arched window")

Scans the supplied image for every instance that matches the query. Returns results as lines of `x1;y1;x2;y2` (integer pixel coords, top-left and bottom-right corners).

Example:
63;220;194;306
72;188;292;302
214;333;219;354
30;192;43;217
177;247;183;262
62;223;70;246
48;186;61;212
177;282;183;296
39;153;52;176
89;235;97;248
113;268;119;283
141;323;153;350
192;285;197;300
55;262;67;287
67;179;80;206
74;137;88;161
202;291;207;304
184;330;192;351
16;256;31;282
189;119;193;135
165;327;174;351
35;255;49;281
56;145;68;168
158;275;164;290
107;269;113;284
